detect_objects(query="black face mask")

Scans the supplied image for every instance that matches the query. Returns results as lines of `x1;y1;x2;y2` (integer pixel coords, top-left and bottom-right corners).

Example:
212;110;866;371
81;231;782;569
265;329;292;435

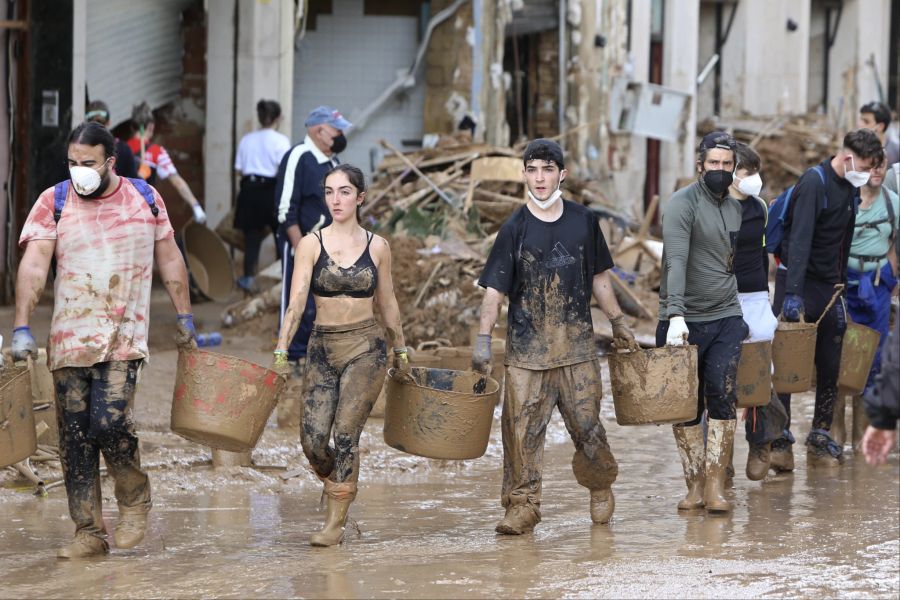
702;169;733;197
330;133;347;154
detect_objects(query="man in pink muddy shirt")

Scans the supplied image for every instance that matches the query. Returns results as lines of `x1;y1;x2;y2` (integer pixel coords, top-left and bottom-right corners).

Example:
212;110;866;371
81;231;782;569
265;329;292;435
11;122;195;559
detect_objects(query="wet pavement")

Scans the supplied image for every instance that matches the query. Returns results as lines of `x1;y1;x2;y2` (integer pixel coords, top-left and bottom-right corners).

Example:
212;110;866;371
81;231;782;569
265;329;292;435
1;391;898;598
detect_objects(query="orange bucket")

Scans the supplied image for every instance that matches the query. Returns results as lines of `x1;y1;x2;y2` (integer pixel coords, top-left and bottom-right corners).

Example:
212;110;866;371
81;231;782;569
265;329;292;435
171;349;284;452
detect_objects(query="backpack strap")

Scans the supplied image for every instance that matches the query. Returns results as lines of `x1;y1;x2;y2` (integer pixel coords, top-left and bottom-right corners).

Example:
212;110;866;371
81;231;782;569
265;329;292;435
884;190;896;242
811;165;828;209
127;177;160;217
52;178;159;222
53;181;70;223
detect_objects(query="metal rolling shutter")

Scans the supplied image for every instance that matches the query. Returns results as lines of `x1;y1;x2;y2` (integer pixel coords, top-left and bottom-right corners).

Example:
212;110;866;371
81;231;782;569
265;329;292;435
508;0;559;36
85;0;196;126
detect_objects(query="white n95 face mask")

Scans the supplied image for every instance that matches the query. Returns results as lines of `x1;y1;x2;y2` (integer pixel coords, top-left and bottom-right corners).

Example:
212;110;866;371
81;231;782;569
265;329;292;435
528;180;564;210
735;172;763;197
845;156;870;188
69;165;102;195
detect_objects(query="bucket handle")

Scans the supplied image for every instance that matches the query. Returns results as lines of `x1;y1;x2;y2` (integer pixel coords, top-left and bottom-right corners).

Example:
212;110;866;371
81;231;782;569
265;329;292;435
387;367;416;386
814;284;845;327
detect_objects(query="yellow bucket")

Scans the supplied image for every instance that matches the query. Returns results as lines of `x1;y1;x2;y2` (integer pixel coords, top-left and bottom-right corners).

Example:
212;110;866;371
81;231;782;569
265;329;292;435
608;345;699;425
838;321;881;394
383;367;498;460
736;341;772;408
0;366;36;469
171;349;284;452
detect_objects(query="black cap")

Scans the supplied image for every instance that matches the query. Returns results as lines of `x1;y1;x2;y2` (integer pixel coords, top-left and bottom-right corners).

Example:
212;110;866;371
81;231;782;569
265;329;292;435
523;138;565;168
699;131;737;153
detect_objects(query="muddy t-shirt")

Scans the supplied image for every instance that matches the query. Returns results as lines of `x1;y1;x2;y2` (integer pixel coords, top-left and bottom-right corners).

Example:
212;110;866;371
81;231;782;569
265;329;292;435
19;178;174;370
479;200;613;369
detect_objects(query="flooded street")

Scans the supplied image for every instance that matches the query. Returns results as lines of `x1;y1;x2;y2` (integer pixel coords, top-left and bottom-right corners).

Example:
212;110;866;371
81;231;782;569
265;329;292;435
2;375;898;597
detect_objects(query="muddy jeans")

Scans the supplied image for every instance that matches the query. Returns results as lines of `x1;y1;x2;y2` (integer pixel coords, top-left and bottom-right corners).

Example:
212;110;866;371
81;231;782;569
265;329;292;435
300;319;387;483
53;360;150;540
656;316;748;425
501;359;618;514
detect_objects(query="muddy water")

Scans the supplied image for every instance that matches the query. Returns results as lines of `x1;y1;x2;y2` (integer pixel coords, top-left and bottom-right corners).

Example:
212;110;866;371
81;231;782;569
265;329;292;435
0;327;897;598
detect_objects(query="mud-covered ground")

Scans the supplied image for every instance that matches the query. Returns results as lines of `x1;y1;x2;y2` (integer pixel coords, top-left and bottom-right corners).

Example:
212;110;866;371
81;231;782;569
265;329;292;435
1;289;898;599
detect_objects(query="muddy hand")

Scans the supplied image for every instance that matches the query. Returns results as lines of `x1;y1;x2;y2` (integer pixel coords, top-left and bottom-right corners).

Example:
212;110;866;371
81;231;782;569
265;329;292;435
610;315;639;352
665;316;690;347
392;346;410;373
472;334;493;375
11;326;38;361
272;350;291;379
175;314;198;351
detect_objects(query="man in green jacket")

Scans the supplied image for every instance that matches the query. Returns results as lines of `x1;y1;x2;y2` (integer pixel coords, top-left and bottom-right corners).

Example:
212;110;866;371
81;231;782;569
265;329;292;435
659;131;748;514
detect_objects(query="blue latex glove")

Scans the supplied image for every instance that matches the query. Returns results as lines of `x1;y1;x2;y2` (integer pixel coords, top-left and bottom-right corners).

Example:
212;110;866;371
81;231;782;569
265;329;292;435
782;293;804;322
175;313;197;350
11;326;37;361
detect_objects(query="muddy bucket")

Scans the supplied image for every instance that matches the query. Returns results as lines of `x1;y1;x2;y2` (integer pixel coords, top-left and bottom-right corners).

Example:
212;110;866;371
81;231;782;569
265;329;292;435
383;367;499;460
171;349;284;452
838;321;881;394
182;222;235;302
772;322;817;394
607;345;699;426
0;366;36;468
736;341;772;409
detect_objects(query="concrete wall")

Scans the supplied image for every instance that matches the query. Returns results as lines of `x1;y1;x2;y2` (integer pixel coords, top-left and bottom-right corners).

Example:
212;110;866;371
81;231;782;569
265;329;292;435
659;0;698;199
294;0;425;173
204;0;236;230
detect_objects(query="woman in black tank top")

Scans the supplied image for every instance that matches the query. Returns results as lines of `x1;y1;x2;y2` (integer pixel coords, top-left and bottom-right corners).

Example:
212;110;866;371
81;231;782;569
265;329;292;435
273;164;409;547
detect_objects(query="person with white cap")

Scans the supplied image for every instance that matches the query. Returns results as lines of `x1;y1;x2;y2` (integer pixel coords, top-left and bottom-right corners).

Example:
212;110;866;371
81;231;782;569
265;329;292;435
273;106;351;376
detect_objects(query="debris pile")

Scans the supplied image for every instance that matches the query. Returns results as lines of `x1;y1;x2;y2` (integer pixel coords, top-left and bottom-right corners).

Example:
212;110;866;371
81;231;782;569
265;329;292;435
701;113;841;197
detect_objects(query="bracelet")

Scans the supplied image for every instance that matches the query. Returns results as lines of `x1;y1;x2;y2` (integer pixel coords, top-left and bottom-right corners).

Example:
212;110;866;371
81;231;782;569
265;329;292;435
392;346;408;355
13;326;31;333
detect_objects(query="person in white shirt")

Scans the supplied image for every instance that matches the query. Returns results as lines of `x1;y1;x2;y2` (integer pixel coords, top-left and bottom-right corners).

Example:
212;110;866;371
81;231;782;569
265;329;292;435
233;100;291;292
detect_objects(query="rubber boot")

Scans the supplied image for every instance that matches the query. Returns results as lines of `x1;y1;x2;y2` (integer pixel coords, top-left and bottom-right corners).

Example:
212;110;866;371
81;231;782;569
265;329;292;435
769;437;795;473
589;488;615;524
831;395;847;447
310;480;357;547
745;442;771;481
114;504;150;549
57;532;109;559
851;395;869;452
673;424;705;511
725;443;735;489
495;502;540;535
703;419;736;513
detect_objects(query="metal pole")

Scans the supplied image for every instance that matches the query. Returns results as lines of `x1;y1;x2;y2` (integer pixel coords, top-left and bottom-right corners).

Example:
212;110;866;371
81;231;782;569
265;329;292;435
558;0;567;145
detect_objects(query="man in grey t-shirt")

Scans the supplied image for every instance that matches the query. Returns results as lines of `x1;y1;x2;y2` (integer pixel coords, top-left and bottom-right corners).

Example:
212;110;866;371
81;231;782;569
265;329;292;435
658;131;748;515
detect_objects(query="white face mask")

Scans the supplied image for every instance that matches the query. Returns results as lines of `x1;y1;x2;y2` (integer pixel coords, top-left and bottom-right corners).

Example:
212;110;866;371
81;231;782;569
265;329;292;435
69;164;104;195
528;179;564;210
845;155;870;188
735;172;763;197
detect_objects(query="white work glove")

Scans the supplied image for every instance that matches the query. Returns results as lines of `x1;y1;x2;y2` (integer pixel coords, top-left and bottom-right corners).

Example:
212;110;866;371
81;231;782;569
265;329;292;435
192;203;207;225
665;316;689;347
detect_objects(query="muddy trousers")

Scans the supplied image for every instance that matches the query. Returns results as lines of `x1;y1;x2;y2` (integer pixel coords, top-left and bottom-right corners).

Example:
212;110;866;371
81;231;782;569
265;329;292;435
52;360;150;540
300;319;387;483
656;316;748;425
501;359;618;514
772;270;848;431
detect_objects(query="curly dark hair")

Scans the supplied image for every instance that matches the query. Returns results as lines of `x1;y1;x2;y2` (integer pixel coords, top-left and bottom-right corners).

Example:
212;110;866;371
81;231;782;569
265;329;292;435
843;128;885;164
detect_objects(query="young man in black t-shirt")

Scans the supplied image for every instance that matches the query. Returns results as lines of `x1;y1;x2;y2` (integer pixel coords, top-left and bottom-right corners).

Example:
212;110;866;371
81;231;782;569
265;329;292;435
473;139;636;535
729;143;787;481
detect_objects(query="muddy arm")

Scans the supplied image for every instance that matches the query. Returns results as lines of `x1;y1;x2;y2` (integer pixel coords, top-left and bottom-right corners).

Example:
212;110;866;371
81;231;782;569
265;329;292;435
591;270;625;321
372;237;406;349
276;234;317;352
477;287;504;336
14;240;55;327
155;237;192;314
